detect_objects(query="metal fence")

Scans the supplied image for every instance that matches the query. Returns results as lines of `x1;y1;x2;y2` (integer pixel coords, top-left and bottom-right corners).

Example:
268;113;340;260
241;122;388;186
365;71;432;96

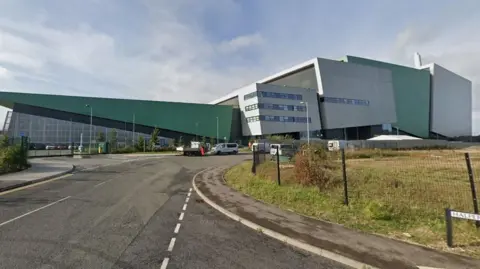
250;147;480;219
2;111;172;151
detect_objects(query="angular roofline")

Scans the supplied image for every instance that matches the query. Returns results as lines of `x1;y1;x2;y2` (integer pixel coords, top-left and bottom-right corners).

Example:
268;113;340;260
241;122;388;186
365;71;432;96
208;58;319;104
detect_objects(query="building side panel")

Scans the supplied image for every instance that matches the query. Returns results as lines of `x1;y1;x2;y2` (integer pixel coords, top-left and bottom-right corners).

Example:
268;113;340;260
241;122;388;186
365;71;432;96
265;66;318;90
431;64;472;137
346;56;430;138
0;92;233;140
238;83;320;136
318;58;397;130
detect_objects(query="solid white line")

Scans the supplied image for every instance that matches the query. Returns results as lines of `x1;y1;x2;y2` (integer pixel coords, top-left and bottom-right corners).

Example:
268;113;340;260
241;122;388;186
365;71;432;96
185;197;190;203
93;181;107;188
160;257;170;269
174;223;181;234
167;237;176;251
182;204;187;211
192;168;380;269
0;196;71;228
179;212;184;221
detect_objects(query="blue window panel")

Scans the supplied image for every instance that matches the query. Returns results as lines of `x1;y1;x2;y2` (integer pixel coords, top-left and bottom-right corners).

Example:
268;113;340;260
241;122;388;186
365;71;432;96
323;96;370;106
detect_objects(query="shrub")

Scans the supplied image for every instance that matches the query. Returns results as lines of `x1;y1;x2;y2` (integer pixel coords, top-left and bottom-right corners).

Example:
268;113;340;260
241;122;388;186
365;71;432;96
293;144;340;190
0;145;29;174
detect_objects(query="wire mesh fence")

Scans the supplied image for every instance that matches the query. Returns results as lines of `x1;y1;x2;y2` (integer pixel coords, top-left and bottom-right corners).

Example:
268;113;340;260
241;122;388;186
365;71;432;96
250;147;480;218
2;111;173;156
344;150;480;217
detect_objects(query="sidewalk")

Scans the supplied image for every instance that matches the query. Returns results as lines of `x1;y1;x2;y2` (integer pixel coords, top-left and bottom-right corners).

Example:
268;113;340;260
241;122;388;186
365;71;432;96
194;166;480;269
0;158;74;192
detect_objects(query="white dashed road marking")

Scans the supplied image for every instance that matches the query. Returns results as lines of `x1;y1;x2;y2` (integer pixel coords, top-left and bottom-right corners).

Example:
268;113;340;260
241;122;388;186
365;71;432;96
174;223;181;234
167;237;176;252
160;186;194;268
160;258;170;269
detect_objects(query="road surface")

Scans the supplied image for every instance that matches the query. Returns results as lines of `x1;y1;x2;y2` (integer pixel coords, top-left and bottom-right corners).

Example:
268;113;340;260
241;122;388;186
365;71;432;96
0;155;347;269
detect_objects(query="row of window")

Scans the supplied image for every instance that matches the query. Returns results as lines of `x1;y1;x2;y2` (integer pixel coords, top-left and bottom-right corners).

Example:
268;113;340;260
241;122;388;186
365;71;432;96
244;103;306;112
322;97;370;106
246;115;312;123
244;91;303;101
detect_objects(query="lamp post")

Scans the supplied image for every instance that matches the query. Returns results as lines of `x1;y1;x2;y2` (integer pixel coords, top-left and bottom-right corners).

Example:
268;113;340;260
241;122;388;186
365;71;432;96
300;101;310;145
195;122;199;141
216;117;219;144
85;104;93;153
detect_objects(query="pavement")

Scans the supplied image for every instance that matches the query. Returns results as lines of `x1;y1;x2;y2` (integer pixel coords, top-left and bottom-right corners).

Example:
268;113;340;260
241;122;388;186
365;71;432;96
0;154;347;269
193;165;480;269
0;158;75;192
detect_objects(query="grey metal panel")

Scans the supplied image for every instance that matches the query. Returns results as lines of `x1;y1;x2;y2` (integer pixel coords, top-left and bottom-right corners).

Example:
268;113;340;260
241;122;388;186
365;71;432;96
430;64;472;137
317;58;397;129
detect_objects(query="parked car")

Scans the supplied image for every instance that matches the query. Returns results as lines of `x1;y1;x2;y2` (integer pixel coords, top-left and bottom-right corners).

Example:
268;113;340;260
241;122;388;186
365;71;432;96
45;145;56;150
212;143;238;155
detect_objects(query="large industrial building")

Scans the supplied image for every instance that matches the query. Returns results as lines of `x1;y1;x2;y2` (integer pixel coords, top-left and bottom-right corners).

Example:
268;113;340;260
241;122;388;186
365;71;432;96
212;53;472;140
0;54;473;146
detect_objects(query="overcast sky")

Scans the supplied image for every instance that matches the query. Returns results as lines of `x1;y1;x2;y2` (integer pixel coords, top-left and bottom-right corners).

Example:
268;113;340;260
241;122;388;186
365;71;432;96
0;0;479;133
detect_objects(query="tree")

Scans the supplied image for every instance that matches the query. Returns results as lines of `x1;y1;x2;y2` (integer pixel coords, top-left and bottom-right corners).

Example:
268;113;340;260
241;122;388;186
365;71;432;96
150;128;160;151
109;129;118;149
136;135;145;151
209;137;216;146
201;136;207;144
177;136;183;147
96;132;106;142
168;138;175;148
0;135;9;149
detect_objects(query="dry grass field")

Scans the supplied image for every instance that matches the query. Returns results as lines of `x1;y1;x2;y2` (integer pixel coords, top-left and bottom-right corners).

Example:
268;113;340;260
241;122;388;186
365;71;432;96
226;149;480;257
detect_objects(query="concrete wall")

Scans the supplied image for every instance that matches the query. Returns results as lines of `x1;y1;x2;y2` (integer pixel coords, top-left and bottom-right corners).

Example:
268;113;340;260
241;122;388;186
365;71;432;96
427;64;472;137
317;58;397;130
237;83;321;136
346;56;431;138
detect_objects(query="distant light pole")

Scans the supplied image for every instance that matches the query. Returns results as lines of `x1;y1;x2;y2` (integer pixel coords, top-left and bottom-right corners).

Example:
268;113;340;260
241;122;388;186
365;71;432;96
85;104;93;153
300;101;310;145
195;122;199;141
216;117;219;144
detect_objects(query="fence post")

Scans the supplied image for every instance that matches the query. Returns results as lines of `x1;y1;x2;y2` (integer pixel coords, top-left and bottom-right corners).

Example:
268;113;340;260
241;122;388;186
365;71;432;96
276;147;281;186
464;153;480;228
341;148;349;206
445;208;453;247
252;148;257;174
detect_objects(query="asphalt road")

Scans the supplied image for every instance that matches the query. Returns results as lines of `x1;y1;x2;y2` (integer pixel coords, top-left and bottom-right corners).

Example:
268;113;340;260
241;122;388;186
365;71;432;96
0;155;347;269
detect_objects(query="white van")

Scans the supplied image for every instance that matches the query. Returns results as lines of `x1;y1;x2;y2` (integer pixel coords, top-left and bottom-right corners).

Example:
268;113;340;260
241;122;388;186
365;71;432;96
213;143;239;155
251;142;271;153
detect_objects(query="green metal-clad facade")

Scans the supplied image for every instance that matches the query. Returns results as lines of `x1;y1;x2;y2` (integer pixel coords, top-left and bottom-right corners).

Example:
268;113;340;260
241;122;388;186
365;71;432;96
345;56;431;138
0;92;233;140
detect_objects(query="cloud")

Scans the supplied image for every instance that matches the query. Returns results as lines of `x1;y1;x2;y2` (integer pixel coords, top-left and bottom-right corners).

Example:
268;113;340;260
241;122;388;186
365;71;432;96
0;66;11;80
0;0;479;133
218;33;265;54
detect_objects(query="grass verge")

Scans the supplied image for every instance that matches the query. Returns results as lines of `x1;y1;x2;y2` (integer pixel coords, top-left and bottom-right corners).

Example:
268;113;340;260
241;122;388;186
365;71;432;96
225;150;480;258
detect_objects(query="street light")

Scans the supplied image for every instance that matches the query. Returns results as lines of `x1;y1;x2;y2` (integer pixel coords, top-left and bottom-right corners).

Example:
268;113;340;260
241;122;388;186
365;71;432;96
216;117;219;144
85;104;93;153
300;101;310;145
195;122;199;141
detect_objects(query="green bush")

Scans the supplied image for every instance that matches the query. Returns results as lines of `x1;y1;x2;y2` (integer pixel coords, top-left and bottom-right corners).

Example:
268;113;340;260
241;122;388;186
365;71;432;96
293;144;341;190
0;145;29;174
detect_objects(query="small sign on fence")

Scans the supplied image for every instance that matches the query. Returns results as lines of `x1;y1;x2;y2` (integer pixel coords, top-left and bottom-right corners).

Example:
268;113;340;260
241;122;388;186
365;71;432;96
445;208;480;247
451;210;480;221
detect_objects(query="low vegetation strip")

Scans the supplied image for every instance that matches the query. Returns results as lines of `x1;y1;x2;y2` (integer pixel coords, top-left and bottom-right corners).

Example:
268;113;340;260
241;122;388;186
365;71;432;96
0;136;29;175
225;147;480;258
